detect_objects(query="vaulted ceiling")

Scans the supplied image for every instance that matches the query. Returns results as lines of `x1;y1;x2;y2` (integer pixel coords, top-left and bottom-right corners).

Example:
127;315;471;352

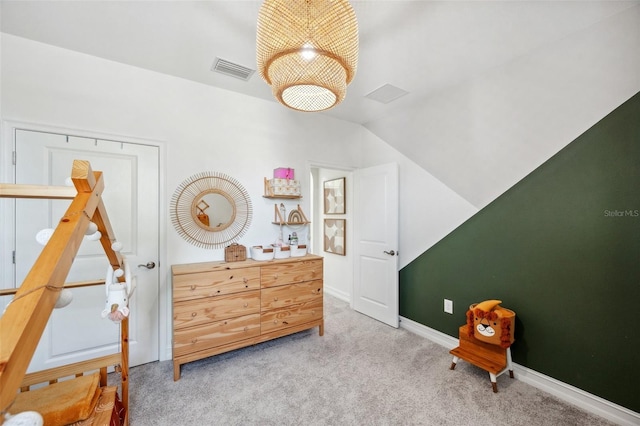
2;1;638;207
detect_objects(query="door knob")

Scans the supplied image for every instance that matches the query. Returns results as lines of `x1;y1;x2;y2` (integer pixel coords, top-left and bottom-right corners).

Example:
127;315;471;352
138;261;156;269
383;250;396;256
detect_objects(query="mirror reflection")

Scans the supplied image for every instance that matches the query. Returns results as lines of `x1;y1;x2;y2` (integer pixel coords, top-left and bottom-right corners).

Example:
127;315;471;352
194;191;235;231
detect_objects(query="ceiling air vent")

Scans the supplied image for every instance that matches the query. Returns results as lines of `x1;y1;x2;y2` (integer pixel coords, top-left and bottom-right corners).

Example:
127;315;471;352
211;57;255;81
365;84;409;104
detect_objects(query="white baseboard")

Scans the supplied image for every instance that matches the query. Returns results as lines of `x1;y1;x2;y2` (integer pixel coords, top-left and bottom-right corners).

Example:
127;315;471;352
324;287;350;304
399;316;640;426
400;316;459;349
161;346;172;362
512;364;640;426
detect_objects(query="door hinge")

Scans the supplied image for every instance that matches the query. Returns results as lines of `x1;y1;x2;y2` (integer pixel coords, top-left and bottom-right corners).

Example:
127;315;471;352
12;151;16;165
12;250;16;264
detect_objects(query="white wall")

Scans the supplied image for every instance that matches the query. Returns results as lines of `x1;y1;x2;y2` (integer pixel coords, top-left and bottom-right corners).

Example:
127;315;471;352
0;35;367;360
365;5;640;209
0;32;553;359
1;33;476;274
358;130;478;269
0;34;365;260
313;167;353;302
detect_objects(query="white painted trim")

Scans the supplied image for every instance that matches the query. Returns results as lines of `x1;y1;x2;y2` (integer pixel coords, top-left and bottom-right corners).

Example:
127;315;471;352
1;119;164;148
399;316;459;349
513;364;640;426
306;160;357;173
307;160;356;308
324;287;350;303
399;316;640;426
155;135;171;362
0;121;17;293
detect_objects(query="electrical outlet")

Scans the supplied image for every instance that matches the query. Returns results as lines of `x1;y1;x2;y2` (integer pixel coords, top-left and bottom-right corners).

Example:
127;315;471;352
444;299;453;314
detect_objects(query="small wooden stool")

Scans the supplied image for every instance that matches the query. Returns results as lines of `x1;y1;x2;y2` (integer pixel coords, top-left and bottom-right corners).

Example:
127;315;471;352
449;325;513;392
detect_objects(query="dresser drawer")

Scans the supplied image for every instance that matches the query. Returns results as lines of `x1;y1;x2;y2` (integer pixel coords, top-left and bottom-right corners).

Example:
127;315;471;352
173;267;260;302
261;259;323;288
261;299;323;334
261;280;322;311
173;313;260;357
173;290;260;330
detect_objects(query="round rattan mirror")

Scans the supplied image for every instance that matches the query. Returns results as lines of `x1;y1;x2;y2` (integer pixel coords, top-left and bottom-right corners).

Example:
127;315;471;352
170;171;252;249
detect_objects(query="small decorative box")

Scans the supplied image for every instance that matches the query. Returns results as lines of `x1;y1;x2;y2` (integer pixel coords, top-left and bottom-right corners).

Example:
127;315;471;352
225;243;247;262
274;167;294;180
265;178;301;197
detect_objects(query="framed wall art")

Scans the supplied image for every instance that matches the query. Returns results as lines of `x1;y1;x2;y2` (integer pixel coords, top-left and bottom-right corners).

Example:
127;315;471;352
324;218;345;256
323;177;345;214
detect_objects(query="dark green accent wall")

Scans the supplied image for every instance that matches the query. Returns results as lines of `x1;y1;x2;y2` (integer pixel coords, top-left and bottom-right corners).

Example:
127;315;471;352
400;92;640;412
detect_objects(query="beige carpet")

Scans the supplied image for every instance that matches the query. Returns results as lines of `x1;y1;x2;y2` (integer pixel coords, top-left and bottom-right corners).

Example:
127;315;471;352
129;295;614;425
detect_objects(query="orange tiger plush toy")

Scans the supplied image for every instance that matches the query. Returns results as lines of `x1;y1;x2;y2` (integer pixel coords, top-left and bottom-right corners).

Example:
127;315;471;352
467;299;515;348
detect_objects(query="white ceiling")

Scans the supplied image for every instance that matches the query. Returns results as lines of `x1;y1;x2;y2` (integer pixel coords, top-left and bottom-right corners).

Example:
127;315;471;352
2;1;638;208
2;0;634;125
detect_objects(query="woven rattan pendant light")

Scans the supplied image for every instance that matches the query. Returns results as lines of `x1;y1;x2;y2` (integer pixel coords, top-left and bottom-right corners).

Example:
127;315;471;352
256;0;358;112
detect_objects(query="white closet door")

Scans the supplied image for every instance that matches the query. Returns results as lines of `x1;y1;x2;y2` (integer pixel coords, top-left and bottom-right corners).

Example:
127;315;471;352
14;129;160;369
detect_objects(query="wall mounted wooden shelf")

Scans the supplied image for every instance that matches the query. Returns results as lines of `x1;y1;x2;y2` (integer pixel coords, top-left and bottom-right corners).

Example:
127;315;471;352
263;195;301;200
272;203;309;225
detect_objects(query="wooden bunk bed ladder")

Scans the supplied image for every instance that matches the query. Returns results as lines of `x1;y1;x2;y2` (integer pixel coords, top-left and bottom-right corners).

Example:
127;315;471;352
0;160;129;425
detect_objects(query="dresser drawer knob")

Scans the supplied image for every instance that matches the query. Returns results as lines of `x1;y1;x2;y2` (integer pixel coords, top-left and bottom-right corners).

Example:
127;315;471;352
273;274;278;279
274;297;278;301
243;277;248;283
191;312;197;317
190;285;196;291
191;338;198;344
216;290;221;294
243;303;249;308
273;320;278;324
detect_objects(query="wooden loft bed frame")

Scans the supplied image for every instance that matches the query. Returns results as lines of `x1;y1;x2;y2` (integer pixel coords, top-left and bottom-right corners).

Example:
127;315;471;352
0;160;129;425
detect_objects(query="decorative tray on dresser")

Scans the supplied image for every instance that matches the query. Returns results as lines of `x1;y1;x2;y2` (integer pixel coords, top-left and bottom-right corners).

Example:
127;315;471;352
171;255;323;380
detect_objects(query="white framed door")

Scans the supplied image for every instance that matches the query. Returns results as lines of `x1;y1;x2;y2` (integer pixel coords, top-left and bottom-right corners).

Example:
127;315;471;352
353;162;399;328
12;128;160;370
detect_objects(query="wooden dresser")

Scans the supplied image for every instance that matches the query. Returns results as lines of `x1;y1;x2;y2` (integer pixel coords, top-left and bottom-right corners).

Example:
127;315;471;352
171;255;323;380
